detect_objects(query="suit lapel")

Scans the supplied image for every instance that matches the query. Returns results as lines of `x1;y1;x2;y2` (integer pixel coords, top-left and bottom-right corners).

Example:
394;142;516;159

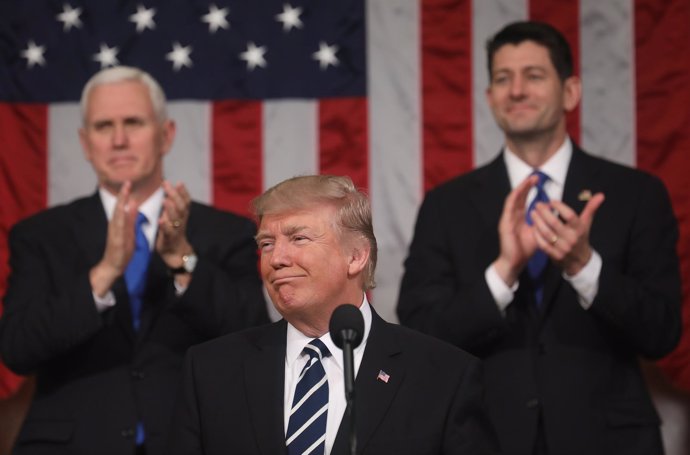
331;310;404;455
245;321;289;455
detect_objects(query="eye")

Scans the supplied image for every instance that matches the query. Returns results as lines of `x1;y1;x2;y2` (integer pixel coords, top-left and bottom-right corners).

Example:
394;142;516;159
292;235;310;244
258;240;274;252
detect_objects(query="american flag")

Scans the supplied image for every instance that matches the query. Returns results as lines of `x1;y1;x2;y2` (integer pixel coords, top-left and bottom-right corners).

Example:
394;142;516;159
376;369;390;384
1;0;689;402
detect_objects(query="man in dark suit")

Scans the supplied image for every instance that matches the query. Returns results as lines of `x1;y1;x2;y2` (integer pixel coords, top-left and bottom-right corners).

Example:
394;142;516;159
167;175;499;455
397;21;681;455
0;66;269;455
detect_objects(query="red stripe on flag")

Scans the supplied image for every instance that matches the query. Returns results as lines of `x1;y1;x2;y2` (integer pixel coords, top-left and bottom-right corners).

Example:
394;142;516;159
635;0;690;390
211;101;263;219
421;0;473;191
529;0;581;144
319;97;369;191
0;102;47;398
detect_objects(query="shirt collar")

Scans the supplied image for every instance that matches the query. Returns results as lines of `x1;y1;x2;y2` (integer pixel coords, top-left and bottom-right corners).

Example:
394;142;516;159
285;294;373;371
503;137;572;190
99;186;164;224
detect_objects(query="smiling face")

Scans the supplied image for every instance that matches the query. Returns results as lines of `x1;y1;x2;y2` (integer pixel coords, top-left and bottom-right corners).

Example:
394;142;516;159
256;203;368;336
486;40;579;146
79;79;175;200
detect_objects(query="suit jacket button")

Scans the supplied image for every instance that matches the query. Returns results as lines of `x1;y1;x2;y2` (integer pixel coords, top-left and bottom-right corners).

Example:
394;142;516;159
526;399;539;409
131;369;145;380
121;427;135;438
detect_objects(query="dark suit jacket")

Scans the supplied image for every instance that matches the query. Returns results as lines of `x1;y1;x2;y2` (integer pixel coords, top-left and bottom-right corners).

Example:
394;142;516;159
0;193;269;455
397;147;682;455
167;309;499;455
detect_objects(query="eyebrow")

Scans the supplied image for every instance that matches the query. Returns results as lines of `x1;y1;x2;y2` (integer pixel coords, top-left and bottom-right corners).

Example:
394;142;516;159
255;224;309;242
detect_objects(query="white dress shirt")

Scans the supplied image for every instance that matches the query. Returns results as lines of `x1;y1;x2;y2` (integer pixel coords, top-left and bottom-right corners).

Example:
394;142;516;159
485;137;602;312
284;295;372;455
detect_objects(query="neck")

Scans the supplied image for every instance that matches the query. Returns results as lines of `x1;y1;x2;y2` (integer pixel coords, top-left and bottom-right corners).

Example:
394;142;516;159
505;128;567;168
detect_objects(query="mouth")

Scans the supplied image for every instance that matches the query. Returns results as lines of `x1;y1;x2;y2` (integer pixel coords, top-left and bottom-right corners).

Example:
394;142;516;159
109;156;137;166
271;275;304;286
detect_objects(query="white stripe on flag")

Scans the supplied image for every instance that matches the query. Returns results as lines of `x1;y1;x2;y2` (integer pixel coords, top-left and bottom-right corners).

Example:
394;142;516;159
580;0;636;166
472;0;528;166
166;102;212;204
49;103;95;206
263;99;319;190
368;0;421;323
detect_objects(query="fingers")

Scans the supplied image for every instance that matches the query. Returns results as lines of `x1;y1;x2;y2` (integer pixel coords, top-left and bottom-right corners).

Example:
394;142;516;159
160;181;191;230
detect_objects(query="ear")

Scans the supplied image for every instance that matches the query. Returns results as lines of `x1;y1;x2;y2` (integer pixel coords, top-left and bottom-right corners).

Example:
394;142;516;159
160;119;177;156
562;75;581;113
347;240;370;278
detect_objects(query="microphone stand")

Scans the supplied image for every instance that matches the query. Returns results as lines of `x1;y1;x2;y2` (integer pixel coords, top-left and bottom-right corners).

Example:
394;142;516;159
341;329;357;455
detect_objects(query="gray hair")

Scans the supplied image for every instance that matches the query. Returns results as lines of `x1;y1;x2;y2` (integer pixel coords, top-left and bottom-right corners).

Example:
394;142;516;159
252;175;378;291
80;66;168;125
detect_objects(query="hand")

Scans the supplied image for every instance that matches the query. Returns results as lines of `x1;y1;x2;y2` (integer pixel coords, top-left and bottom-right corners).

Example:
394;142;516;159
90;181;137;296
530;193;605;276
156;180;194;270
493;175;540;286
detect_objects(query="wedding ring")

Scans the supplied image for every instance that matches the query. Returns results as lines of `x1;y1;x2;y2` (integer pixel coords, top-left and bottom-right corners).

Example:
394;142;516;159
550;235;558;245
171;220;181;228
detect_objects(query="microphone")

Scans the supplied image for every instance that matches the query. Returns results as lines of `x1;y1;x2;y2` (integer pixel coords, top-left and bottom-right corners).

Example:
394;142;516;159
329;304;364;455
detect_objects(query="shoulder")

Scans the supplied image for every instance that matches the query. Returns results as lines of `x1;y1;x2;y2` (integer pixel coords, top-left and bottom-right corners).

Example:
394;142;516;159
9;195;97;238
189;201;256;230
187;321;280;361
578;150;670;197
423;157;502;203
382;320;479;367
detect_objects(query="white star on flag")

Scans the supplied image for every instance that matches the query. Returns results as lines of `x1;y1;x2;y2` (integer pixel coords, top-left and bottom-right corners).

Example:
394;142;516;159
201;4;230;33
129;5;156;33
166;42;193;71
239;42;267;71
56;4;82;32
20;41;46;68
312;42;339;70
92;43;119;68
275;4;303;32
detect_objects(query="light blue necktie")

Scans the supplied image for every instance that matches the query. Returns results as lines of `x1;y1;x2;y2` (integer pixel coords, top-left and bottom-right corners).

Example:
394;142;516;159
526;171;550;308
286;339;331;455
124;212;151;331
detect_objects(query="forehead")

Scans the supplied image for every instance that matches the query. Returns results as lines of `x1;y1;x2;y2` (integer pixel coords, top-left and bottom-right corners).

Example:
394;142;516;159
257;204;336;234
85;80;154;120
491;40;554;73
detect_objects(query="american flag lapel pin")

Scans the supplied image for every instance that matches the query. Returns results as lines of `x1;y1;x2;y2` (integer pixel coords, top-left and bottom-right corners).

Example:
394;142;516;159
578;189;593;201
376;369;390;383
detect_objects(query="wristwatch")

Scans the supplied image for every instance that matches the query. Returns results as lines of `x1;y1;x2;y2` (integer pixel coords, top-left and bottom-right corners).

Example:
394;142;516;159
170;253;198;275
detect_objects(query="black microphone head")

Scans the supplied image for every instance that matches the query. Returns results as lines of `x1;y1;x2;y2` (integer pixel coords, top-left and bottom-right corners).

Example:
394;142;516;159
329;304;364;349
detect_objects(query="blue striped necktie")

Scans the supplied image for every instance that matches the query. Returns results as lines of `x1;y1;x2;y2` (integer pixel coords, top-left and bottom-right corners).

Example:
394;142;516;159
124;212;150;331
286;339;331;455
526;171;550;307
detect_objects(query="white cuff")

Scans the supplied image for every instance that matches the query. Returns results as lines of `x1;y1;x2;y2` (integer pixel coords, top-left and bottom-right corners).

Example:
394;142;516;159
486;265;518;313
563;249;602;310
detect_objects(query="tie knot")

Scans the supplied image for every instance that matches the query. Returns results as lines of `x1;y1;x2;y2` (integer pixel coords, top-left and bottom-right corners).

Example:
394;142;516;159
135;212;148;229
304;339;331;361
531;170;549;189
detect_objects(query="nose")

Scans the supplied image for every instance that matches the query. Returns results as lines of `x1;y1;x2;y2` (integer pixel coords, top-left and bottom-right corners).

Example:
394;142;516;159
268;239;291;269
111;123;128;148
509;75;526;99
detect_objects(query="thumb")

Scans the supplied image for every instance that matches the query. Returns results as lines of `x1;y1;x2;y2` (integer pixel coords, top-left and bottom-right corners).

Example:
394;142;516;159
580;193;605;227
